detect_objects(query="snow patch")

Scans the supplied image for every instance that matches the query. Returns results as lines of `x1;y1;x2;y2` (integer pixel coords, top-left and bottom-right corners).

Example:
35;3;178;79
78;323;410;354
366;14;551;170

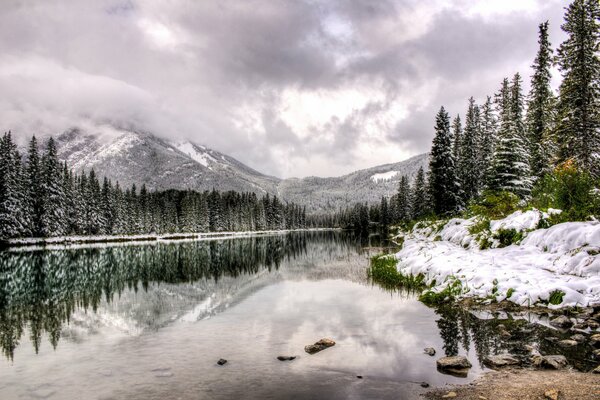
371;171;398;182
394;214;600;308
173;141;218;169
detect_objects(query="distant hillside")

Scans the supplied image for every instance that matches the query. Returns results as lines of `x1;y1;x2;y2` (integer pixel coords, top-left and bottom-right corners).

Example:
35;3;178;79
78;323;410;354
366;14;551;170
54;127;428;212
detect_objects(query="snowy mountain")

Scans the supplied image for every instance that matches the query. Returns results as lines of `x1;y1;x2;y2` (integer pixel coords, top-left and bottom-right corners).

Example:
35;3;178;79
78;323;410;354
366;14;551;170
54;127;428;212
55;127;280;195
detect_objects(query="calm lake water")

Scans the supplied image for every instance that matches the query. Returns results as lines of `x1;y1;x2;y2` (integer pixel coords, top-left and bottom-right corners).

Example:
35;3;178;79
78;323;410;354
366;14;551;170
0;232;592;399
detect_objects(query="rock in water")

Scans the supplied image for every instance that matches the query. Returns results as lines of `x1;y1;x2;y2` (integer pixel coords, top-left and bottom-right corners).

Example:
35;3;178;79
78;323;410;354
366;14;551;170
437;356;472;376
217;359;227;366
304;338;336;355
277;356;296;361
483;354;520;368
549;315;573;329
533;355;568;370
436;356;472;370
424;347;436;356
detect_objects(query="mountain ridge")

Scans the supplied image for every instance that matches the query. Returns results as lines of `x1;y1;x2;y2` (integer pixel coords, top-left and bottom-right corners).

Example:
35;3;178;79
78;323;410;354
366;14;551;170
53;127;428;212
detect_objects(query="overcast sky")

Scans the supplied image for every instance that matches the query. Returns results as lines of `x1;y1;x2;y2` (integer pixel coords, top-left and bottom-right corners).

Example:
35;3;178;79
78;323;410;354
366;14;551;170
0;0;567;178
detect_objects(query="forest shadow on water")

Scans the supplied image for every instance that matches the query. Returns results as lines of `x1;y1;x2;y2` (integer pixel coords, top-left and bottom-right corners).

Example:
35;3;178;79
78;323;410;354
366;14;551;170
0;231;596;399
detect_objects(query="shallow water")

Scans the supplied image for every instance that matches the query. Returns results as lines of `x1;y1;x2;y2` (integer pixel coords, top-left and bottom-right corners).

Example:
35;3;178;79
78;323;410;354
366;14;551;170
0;232;592;399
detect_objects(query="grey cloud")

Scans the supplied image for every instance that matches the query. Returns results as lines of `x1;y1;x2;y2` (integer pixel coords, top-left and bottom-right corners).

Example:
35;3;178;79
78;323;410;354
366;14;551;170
0;0;567;177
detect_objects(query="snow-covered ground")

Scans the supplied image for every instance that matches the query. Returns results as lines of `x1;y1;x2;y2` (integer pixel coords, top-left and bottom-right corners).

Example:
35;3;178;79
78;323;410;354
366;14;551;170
393;210;600;308
4;228;336;251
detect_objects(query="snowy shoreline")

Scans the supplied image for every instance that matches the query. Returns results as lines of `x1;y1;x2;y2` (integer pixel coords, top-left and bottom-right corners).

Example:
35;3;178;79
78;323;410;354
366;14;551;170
1;228;339;251
392;210;600;308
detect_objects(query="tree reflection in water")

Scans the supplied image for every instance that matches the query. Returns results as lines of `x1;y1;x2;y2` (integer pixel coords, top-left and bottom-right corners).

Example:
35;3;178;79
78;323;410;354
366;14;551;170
0;232;359;360
433;305;596;372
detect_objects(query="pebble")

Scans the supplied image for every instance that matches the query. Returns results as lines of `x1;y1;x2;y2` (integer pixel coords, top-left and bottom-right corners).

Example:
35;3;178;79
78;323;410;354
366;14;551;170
442;392;457;398
217;359;227;366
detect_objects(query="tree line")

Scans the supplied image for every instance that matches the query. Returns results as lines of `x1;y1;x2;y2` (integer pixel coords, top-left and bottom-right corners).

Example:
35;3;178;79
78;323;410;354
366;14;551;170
0;135;311;240
338;0;600;231
427;0;599;216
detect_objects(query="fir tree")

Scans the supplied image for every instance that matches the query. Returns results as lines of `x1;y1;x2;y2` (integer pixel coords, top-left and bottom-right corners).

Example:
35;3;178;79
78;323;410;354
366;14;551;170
396;175;411;221
478;96;498;184
555;0;600;176
459;97;481;202
26;136;43;236
526;21;555;179
489;76;532;197
411;166;428;219
428;107;462;215
40;137;66;236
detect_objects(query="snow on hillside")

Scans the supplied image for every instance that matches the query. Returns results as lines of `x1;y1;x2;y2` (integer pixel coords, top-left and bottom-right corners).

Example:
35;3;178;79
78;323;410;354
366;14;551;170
370;171;398;182
394;210;600;308
172;141;218;169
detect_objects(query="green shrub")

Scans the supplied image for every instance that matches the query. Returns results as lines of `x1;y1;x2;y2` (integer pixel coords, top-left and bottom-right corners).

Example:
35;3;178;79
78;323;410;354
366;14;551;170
469;191;520;219
548;290;565;305
531;160;600;222
468;217;491;235
419;277;463;305
493;228;524;247
368;255;425;290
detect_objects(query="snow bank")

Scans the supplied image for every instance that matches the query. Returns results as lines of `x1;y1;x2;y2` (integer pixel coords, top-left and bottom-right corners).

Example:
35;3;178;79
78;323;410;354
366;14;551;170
394;213;600;308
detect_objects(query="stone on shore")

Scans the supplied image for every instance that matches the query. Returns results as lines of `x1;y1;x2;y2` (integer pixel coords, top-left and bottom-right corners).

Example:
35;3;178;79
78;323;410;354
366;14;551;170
483;354;520;368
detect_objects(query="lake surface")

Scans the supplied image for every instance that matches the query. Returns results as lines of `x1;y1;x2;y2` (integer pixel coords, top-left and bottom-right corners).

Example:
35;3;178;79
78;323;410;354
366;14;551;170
0;232;592;399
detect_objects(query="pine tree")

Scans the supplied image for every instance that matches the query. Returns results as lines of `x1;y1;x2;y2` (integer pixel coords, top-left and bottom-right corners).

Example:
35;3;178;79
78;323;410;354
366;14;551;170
40;137;66;236
411;166;428;219
526;21;555;179
452;115;463;171
555;0;600;176
478;96;498;184
396;175;411;221
459;97;481;202
428;107;462;215
26;136;43;236
489;76;532;197
0;132;31;238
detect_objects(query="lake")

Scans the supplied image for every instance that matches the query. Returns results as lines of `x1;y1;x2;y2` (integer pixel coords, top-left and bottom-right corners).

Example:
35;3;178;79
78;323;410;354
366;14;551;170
0;232;591;399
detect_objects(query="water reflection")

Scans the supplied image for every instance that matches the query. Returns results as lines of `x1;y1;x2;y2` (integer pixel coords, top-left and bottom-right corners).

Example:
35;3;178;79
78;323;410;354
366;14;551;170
433;306;597;372
0;232;361;360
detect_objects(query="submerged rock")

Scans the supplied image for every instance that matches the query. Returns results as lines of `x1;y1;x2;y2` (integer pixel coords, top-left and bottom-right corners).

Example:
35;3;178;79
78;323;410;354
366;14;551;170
549;315;573;329
277;356;296;361
304;338;336;354
483;354;520;368
217;359;228;366
424;347;436;356
533;355;568;370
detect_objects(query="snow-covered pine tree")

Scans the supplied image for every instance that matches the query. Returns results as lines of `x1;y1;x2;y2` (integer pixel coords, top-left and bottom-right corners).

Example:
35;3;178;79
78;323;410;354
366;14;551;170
459;97;481;202
40;137;67;237
100;177;114;234
396;175;411;221
489;76;532;197
0;132;32;239
379;196;390;229
428;107;462;215
478;96;498;185
451;115;462;172
555;0;600;176
411;166;428;220
526;21;556;179
26;136;43;236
